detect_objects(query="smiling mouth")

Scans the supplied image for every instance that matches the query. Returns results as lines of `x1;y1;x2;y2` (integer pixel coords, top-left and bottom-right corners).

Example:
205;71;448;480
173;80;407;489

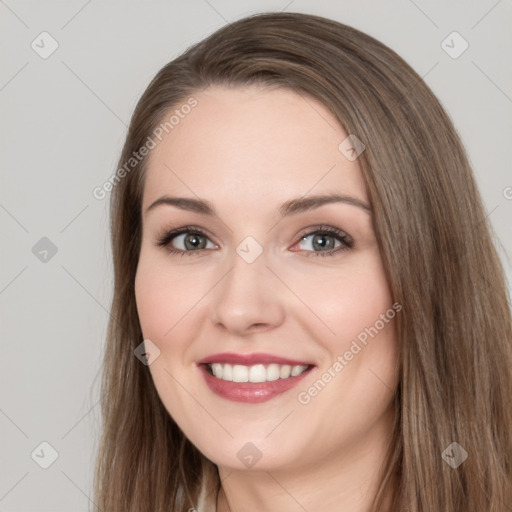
205;362;312;383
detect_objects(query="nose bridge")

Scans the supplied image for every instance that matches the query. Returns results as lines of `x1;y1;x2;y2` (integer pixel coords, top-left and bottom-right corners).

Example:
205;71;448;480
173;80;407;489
210;240;284;333
219;242;270;306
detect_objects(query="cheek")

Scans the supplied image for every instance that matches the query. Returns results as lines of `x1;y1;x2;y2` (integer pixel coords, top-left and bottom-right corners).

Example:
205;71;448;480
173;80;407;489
293;255;394;345
135;264;169;339
134;255;200;339
290;265;399;453
134;259;202;423
291;252;399;400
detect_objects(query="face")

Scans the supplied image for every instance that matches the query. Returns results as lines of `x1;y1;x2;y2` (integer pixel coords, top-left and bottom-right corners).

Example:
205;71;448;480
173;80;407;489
135;85;400;472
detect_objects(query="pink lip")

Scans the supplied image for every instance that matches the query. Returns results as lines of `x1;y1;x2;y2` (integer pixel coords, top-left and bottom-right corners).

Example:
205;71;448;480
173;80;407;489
195;352;315;403
196;352;313;366
198;363;313;403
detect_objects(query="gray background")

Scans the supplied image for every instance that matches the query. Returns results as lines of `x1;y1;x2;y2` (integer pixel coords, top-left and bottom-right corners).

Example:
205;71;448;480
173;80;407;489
1;1;511;510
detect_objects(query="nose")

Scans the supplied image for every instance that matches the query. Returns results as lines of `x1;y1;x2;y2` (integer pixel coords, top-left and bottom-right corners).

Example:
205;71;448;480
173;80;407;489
210;248;286;336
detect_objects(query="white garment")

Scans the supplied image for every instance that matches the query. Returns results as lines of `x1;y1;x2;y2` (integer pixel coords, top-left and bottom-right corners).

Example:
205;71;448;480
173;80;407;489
195;481;214;512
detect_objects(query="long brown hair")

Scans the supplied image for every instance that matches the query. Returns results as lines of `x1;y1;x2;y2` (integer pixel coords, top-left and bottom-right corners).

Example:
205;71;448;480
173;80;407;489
93;12;512;511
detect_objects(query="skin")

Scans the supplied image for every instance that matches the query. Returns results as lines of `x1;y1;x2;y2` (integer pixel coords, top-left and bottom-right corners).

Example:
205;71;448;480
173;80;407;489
135;85;400;512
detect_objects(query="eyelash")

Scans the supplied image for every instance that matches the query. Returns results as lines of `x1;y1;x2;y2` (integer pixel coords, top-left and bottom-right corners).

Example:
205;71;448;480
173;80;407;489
154;224;354;258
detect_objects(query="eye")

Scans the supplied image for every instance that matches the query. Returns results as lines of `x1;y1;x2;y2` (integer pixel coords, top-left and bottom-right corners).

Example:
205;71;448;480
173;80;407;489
155;224;354;258
291;225;354;257
155;226;217;256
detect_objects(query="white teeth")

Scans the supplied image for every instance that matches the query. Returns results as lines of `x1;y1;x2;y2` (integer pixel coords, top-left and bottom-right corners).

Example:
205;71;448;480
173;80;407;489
249;364;267;383
208;363;309;382
211;363;223;379
280;365;292;378
291;365;306;377
222;364;233;381
266;364;280;381
232;364;249;382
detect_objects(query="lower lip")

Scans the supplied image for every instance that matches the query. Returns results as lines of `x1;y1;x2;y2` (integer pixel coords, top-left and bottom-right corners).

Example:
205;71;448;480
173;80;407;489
198;364;313;403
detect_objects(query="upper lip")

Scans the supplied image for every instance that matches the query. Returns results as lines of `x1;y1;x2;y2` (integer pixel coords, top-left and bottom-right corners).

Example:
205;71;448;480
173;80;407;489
196;352;314;366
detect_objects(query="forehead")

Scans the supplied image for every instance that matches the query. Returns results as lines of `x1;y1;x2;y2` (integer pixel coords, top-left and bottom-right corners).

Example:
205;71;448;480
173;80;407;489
142;85;367;211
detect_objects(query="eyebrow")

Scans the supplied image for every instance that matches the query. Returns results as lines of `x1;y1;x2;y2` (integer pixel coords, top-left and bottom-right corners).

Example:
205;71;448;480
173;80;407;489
145;193;371;218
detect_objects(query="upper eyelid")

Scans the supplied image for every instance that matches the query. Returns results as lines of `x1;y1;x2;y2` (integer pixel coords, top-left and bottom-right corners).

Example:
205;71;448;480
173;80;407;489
155;225;216;245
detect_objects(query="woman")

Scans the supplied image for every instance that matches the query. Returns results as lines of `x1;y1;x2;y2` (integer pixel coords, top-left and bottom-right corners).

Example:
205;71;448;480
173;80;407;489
93;11;512;512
